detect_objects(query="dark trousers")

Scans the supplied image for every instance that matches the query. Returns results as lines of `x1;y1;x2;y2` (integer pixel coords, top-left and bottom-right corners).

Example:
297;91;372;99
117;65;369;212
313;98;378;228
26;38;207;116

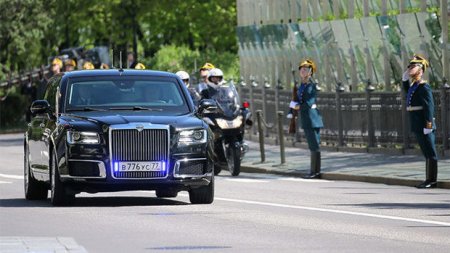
304;128;321;152
414;131;438;160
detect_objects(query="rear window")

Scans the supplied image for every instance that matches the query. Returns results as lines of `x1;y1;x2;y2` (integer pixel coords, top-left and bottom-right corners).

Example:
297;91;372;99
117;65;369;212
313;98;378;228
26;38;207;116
64;76;190;114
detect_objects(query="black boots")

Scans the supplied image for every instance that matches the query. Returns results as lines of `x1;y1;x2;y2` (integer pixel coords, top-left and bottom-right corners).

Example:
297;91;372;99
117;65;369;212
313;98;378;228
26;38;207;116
416;158;438;189
304;151;321;179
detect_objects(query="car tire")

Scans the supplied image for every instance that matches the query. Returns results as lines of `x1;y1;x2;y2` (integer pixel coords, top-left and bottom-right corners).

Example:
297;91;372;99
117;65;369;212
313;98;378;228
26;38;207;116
24;145;48;200
155;189;178;198
189;176;214;204
227;144;241;176
50;153;75;206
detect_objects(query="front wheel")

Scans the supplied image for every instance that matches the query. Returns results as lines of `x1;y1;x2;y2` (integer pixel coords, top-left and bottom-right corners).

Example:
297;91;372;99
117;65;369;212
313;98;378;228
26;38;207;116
226;143;241;176
189;176;214;204
51;153;75;206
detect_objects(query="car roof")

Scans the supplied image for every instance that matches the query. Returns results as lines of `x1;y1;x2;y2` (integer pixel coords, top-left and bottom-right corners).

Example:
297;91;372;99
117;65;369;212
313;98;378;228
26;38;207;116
61;69;178;79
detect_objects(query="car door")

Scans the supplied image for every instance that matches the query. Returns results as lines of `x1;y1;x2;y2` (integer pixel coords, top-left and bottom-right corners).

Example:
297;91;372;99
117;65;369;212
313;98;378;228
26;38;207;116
29;76;60;180
27;112;48;174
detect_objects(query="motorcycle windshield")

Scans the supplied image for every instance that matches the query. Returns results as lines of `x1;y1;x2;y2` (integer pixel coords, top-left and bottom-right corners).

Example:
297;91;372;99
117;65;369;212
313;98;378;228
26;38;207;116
212;82;241;119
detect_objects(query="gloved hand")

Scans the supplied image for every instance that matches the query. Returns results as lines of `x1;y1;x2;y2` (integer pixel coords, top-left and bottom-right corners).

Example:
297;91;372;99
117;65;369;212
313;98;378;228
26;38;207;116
402;70;410;82
287;113;293;119
289;101;299;109
423;128;433;135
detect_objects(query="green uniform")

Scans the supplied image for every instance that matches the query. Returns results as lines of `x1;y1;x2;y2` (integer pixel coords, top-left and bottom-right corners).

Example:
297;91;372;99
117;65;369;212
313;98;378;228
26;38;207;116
296;81;323;152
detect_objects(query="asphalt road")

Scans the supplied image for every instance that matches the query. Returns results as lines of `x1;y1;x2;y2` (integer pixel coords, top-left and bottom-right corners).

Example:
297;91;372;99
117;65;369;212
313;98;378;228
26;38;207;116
1;135;450;252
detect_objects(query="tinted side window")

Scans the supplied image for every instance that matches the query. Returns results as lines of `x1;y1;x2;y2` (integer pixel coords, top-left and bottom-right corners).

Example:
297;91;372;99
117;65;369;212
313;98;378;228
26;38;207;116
44;75;61;112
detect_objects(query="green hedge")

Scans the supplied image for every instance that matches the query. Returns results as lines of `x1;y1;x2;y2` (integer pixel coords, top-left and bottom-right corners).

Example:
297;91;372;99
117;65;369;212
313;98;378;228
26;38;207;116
0;87;28;132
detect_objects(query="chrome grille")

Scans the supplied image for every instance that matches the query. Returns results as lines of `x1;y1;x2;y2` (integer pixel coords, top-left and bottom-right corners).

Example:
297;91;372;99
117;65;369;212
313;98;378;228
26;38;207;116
110;128;169;179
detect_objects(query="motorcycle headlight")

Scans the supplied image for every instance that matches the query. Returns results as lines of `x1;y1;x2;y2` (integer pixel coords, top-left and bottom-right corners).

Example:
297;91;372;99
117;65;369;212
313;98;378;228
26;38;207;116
178;129;207;145
216;116;243;129
67;131;100;144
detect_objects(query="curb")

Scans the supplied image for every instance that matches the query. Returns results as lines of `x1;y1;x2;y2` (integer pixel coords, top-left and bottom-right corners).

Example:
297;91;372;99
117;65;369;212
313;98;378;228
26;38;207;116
241;165;450;189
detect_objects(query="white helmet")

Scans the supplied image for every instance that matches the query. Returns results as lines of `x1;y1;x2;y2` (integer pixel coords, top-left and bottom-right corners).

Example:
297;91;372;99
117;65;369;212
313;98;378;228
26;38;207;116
176;70;189;80
207;68;223;83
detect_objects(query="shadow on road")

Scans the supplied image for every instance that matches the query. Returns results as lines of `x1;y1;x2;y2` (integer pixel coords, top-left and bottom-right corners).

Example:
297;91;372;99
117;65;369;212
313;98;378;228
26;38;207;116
0;196;188;208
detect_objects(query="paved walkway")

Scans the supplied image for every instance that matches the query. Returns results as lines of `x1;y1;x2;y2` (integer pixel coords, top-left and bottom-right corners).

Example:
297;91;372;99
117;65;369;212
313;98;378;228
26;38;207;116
241;140;450;189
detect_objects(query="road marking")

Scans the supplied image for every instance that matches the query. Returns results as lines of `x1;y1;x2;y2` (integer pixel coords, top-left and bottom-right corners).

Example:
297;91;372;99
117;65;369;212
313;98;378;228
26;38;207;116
223;178;269;183
0;180;12;184
0;237;88;253
0;173;24;180
212;196;450;227
279;177;331;183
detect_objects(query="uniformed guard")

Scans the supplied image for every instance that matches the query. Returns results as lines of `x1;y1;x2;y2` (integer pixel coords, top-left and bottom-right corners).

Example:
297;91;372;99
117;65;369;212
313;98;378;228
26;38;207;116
38;57;62;99
100;63;110;69
402;54;438;188
134;63;146;69
197;62;215;94
50;58;63;75
64;59;76;72
82;61;95;70
289;59;324;179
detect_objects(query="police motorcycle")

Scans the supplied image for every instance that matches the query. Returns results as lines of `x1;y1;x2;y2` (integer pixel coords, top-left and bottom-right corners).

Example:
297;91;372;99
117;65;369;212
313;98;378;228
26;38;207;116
197;69;252;176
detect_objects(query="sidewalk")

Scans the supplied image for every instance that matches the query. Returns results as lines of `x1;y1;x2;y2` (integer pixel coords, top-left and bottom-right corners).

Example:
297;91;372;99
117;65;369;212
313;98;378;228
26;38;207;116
241;140;450;189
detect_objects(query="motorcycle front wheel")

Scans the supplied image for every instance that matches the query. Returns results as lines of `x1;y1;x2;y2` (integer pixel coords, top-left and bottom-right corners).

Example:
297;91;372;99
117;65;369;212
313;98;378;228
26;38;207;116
226;143;241;176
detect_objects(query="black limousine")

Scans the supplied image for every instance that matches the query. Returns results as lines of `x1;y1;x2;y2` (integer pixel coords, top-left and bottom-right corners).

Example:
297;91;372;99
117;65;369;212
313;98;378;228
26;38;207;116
24;69;215;205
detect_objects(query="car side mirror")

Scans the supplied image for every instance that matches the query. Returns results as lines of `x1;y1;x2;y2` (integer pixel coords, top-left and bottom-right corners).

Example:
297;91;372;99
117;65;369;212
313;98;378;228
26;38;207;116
30;100;51;115
198;99;218;114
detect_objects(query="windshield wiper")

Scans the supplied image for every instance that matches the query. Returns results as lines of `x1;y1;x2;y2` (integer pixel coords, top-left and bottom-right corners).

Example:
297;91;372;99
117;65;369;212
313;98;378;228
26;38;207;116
108;106;162;111
66;107;107;112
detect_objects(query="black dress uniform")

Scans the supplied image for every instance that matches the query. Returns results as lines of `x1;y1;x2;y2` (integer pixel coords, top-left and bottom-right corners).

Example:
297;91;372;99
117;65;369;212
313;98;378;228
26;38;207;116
402;54;438;188
291;59;324;178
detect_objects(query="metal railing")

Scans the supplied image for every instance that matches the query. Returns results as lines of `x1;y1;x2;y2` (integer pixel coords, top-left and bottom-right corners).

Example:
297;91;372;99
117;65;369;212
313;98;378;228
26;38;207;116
241;78;450;156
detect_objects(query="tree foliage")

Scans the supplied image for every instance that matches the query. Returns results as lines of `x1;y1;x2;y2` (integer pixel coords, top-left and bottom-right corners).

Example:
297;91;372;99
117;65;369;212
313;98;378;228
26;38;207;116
0;0;238;80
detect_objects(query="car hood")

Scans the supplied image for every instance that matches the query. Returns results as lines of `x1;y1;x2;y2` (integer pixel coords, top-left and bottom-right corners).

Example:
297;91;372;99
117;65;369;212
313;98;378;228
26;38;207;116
60;111;204;131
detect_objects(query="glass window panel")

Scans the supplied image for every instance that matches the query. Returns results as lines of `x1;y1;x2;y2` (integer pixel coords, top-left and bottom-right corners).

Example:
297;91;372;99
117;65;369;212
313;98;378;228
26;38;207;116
408;0;423;9
360;16;384;85
344;19;367;87
369;0;382;14
387;0;399;11
330;20;353;86
378;15;404;85
317;21;336;90
416;12;442;83
307;21;329;84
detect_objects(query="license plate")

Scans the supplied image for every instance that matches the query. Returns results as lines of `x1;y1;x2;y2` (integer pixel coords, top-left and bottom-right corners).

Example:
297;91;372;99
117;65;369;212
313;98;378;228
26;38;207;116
117;161;164;172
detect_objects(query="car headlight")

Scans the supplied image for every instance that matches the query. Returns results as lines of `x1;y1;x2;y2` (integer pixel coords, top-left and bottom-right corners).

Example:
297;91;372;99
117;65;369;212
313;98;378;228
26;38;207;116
67;131;100;144
178;129;207;145
216;115;243;129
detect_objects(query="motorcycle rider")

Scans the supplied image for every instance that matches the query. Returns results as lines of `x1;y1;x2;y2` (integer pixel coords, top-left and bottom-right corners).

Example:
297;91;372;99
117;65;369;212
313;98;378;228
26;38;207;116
198;68;224;99
176;70;190;86
198;67;249;176
176;70;201;106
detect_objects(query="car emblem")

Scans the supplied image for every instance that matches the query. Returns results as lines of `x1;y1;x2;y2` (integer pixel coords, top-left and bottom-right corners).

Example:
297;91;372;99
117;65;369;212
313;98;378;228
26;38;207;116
136;124;144;132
